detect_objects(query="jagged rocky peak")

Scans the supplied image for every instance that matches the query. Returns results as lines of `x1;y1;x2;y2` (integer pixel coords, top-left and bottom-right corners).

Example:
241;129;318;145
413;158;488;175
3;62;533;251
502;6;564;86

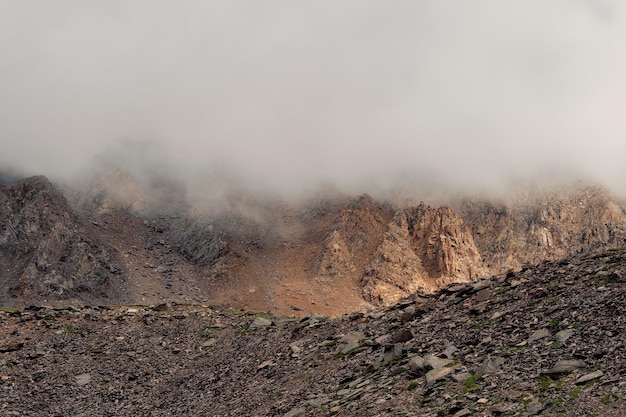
401;203;486;280
361;202;488;306
0;175;126;306
360;220;430;306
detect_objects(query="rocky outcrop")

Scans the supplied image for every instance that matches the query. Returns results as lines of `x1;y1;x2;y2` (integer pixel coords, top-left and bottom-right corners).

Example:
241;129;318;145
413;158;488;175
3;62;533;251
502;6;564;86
402;203;488;281
0;176;126;306
362;204;489;305
458;185;626;273
168;217;230;266
361;222;431;305
331;194;393;257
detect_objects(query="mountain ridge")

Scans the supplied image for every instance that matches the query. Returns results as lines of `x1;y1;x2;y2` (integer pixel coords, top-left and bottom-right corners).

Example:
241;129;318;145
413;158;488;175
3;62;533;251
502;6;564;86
2;172;626;315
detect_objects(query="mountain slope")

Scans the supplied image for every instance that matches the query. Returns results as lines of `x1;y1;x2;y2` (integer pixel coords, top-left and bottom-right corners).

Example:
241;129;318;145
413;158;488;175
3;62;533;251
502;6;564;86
0;176;126;306
1;247;624;416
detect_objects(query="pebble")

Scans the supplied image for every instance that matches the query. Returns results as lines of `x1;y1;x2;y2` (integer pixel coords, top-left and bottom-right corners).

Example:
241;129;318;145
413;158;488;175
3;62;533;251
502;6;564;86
75;373;91;386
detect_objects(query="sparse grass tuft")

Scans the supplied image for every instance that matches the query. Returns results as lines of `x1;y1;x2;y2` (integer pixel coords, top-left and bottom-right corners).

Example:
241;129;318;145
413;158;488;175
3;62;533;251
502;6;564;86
537;376;553;393
463;372;483;394
600;393;617;404
254;312;273;320
570;386;582;400
474;319;488;329
234;323;250;336
63;324;82;335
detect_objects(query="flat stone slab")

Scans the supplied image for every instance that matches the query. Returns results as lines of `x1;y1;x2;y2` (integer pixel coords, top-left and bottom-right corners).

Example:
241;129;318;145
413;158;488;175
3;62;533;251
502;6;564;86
543;359;586;375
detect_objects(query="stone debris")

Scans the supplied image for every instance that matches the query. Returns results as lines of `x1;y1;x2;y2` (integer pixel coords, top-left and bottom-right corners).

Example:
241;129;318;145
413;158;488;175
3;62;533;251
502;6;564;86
0;248;625;416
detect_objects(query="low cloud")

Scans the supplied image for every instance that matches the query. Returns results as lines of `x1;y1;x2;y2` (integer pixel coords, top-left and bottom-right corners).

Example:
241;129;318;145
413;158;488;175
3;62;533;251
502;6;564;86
1;1;626;196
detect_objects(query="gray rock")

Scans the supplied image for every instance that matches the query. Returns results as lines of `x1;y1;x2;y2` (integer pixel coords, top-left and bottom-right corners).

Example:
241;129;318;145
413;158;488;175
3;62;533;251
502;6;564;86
452;408;471;417
474;288;492;302
257;360;276;370
201;338;217;348
492;403;515;415
424;354;454;370
306;396;330;407
543;359;586;375
443;345;459;359
576;370;604;384
526;398;544;415
555;329;575;343
251;317;273;327
452;372;470;383
75;373;91;386
425;367;454;386
391;329;413;343
408;355;425;371
472;281;490;291
338;342;360;354
479;356;504;374
339;331;365;344
284;407;305;417
289;342;301;356
383;343;403;362
528;328;550;343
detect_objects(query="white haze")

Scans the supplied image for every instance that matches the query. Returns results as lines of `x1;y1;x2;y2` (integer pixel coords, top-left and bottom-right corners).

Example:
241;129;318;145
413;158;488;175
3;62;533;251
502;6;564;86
1;1;626;196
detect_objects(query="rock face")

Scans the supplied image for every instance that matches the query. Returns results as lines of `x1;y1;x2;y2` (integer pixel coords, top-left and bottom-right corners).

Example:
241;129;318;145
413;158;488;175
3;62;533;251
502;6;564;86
316;230;356;280
458;184;626;273
0;176;126;306
361;220;430;305
402;204;486;281
361;204;489;305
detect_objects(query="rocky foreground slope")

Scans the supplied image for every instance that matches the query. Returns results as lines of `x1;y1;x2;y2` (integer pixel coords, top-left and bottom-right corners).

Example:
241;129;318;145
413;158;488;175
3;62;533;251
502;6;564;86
1;247;625;416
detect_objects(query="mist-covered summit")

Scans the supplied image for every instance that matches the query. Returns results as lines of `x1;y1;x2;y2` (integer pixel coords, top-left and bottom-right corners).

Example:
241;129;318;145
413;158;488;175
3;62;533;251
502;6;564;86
2;169;626;314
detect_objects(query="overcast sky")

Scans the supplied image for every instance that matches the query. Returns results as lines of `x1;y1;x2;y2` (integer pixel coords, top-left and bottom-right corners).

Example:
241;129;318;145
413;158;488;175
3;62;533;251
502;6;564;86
1;1;626;193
